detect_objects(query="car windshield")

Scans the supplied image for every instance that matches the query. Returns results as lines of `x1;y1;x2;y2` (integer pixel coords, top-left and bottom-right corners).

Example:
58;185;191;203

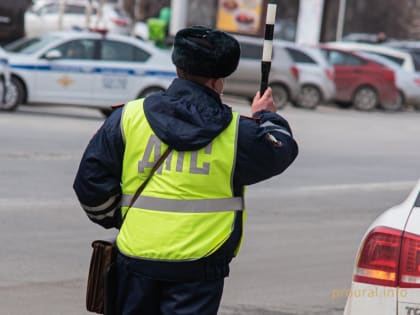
9;35;61;54
4;37;42;53
362;51;405;66
358;52;400;70
409;51;420;72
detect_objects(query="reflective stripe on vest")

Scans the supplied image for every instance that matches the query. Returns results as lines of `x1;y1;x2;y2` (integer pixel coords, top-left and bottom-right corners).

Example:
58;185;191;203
121;194;244;212
116;98;243;261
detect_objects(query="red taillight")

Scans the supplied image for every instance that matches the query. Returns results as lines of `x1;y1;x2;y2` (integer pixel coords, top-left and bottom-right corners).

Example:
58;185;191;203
325;68;334;80
354;227;402;287
354;226;420;288
399;231;420;288
290;66;299;80
383;70;395;82
111;17;129;27
414;78;420;86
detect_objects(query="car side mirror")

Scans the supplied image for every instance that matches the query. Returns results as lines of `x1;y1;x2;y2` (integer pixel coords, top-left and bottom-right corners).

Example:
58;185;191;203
44;50;62;60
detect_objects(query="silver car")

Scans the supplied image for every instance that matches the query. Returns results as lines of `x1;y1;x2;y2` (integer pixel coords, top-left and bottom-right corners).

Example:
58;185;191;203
278;42;336;109
224;35;300;109
25;0;132;37
327;41;417;73
358;52;420;111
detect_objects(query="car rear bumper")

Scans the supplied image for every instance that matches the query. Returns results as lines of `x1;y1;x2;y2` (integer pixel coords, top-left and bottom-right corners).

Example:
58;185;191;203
321;80;336;102
344;282;397;315
399;289;420;315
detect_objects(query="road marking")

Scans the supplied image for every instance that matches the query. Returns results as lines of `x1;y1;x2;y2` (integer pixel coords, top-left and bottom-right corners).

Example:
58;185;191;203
252;180;418;196
0;152;79;160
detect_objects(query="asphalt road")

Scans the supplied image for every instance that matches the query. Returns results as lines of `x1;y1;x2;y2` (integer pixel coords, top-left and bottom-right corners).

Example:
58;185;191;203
0;101;419;315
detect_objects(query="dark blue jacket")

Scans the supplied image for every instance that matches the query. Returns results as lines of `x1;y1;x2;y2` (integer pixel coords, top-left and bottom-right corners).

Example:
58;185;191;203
74;78;298;228
74;78;298;280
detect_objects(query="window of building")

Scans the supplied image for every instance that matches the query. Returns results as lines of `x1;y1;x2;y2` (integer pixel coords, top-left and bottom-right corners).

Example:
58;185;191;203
65;5;86;14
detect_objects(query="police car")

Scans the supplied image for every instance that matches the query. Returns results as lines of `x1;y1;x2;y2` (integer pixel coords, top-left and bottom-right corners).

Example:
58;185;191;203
344;179;420;315
5;30;176;113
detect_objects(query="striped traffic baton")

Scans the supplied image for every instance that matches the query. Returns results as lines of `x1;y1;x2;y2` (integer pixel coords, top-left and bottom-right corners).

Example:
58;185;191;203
260;3;277;95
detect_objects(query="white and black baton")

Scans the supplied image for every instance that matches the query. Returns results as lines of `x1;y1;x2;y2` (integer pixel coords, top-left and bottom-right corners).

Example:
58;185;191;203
260;3;277;95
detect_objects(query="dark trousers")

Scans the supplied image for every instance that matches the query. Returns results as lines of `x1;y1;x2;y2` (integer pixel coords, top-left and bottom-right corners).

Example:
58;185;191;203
114;254;225;315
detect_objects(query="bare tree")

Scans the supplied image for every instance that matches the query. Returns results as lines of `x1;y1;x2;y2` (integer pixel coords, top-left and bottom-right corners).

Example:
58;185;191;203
121;0;169;22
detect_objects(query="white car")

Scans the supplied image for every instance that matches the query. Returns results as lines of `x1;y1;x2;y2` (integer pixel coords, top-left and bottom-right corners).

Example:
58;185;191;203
358;52;420;111
344;179;420;315
25;0;132;37
278;42;336;109
326;41;417;73
6;30;176;113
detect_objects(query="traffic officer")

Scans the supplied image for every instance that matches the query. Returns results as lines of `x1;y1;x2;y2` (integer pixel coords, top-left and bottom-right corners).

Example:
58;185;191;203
74;25;298;314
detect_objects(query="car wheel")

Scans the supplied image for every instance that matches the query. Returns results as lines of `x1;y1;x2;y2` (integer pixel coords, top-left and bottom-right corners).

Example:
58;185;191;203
352;86;378;111
381;90;404;112
296;85;322;109
139;87;164;98
0;77;24;111
271;84;289;110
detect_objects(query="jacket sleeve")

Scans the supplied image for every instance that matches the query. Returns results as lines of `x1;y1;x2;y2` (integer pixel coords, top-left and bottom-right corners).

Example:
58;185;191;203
73;108;125;229
234;110;298;189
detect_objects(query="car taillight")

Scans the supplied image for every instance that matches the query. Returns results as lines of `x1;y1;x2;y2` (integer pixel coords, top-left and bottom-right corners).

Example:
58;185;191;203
354;227;402;287
414;78;420;86
290;66;299;80
111;17;129;27
399;231;420;288
325;68;334;80
383;70;395;82
354;226;420;288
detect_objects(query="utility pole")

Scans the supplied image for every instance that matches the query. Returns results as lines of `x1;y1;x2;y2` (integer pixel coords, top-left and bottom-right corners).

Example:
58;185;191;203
169;0;188;36
58;0;66;30
296;0;325;44
95;0;105;29
86;0;93;30
336;0;347;40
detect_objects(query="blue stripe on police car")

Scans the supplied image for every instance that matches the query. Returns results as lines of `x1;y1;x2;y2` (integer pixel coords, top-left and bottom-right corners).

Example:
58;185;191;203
10;64;176;77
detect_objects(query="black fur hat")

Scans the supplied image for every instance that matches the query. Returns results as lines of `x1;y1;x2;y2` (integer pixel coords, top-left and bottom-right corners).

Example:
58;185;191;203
172;25;241;78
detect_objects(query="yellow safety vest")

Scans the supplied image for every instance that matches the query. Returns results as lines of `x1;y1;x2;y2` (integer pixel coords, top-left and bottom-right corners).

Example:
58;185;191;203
116;98;244;261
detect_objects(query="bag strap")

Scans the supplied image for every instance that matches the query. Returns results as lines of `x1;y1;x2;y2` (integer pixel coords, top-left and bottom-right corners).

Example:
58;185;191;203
123;147;172;221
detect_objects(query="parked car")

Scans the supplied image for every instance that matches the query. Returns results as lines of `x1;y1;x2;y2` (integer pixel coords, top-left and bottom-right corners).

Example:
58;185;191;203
342;32;386;44
344;179;420;315
358;52;420;111
134;21;149;41
383;40;420;72
3;36;43;53
319;45;398;111
224;35;300;109
25;0;132;37
5;30;176;113
327;41;417;73
277;41;335;109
